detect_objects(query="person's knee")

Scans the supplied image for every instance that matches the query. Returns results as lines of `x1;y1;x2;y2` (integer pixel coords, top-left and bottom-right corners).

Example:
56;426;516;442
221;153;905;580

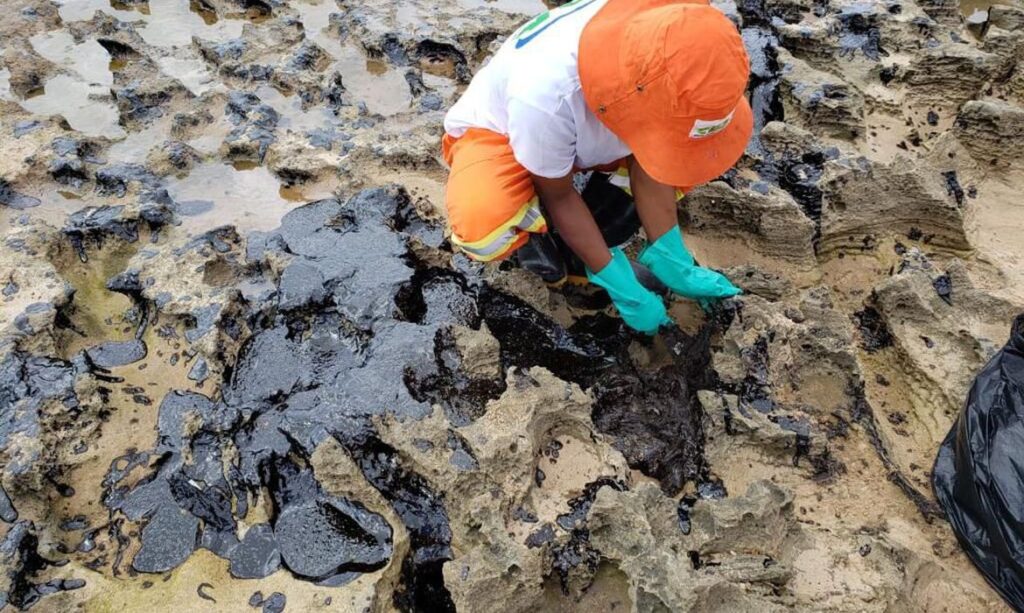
442;130;541;261
445;190;545;262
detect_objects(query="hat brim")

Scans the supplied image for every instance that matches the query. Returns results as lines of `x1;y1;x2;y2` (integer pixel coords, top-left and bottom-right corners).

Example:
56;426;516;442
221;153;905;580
578;0;752;187
626;95;753;188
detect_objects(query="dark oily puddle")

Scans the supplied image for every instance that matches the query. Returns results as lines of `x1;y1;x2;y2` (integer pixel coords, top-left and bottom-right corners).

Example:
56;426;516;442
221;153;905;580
85;188;464;607
3;185;734;610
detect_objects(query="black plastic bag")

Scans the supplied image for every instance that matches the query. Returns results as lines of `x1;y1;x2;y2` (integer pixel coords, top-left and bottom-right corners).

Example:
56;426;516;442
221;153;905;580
934;313;1024;610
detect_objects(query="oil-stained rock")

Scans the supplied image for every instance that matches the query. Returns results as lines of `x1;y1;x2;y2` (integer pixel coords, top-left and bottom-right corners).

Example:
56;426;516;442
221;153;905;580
132;506;200;573
700;391;829;472
0;347;101;493
0;221;71;352
778;49;865;139
118;226;250;384
94;164;160;198
271;461;391;581
84;339;147;368
1;521;85;610
478;289;615;388
373;365;630;612
341;1;524;79
592;327;713;495
147;140;201;174
257;188;415;326
0;180;40;210
63;206;139;251
222;91;279;164
714;289;861;417
0;486;16;523
94;188;501;607
3;0;1023;609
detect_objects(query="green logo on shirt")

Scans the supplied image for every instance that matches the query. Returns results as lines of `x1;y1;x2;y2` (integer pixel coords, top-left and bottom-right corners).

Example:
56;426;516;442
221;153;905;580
514;0;597;48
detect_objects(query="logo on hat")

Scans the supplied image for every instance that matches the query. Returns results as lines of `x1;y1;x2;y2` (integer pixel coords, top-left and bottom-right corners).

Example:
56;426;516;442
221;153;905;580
689;109;735;139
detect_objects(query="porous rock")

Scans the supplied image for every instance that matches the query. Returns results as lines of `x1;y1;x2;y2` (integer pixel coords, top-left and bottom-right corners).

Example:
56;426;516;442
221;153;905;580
904;43;1001;107
684;180;818;269
866;253;1022;491
778;49;866;139
819;155;970;252
953;98;1024;168
377;367;631;612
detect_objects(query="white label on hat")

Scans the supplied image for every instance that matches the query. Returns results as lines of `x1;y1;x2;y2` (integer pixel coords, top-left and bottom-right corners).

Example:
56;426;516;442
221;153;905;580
689;109;735;139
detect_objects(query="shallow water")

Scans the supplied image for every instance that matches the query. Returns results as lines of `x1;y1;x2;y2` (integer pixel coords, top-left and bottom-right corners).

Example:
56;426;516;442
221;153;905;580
138;0;244;47
17;31;125;138
55;0;244;46
254;85;338;133
309;30;417;115
328;45;415;116
958;0;1001;18
292;0;418;115
0;68;11;101
106;121;171;164
29;31;113;87
19;75;125;139
164;161;335;235
53;0;145;23
156;56;219;96
293;0;337;36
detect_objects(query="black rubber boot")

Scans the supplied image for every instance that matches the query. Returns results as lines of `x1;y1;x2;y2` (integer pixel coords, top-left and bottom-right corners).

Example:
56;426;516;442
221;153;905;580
515;231;567;285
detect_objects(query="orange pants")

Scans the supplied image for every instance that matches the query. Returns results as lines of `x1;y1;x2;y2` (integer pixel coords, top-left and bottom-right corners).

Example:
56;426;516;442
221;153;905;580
442;128;680;262
442;129;550;262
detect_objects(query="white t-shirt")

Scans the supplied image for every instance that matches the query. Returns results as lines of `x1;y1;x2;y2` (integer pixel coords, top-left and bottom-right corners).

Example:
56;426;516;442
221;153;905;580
443;0;631;179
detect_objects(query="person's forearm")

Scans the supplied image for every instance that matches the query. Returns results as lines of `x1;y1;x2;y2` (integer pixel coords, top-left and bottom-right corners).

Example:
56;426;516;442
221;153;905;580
543;190;612;272
532;173;611;272
629;157;679;243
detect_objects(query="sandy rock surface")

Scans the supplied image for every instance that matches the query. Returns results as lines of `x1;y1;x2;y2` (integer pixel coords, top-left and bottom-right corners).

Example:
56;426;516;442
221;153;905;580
2;0;1024;611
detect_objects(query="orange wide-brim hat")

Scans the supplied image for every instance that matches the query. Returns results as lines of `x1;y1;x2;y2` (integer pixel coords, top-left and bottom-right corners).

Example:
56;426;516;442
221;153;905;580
579;0;753;188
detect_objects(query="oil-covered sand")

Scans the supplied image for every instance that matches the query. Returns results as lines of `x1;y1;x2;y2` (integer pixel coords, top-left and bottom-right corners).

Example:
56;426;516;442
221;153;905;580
2;0;1024;611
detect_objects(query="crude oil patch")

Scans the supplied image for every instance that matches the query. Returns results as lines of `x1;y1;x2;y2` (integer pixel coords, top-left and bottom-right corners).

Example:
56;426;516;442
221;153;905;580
0;185;737;610
0;237;208;607
591;326;717;495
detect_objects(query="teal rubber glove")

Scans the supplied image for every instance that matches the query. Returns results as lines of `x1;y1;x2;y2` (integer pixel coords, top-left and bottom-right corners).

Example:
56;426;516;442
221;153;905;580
638;225;741;303
587;248;671;335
